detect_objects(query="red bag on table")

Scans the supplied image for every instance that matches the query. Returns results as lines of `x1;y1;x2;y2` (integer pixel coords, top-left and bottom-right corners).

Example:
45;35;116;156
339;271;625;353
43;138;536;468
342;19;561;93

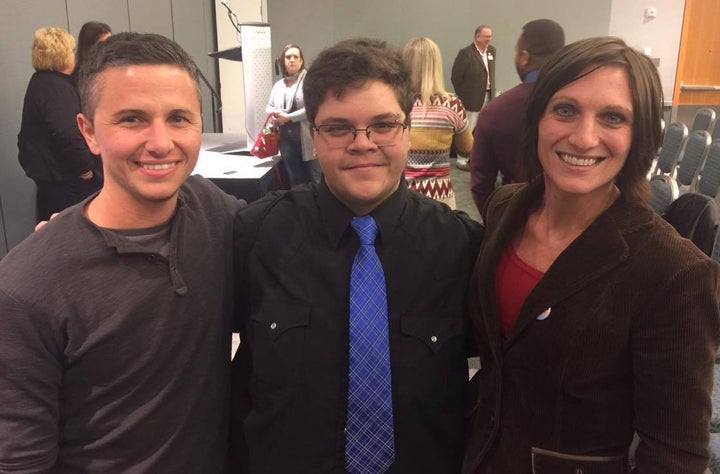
250;114;279;158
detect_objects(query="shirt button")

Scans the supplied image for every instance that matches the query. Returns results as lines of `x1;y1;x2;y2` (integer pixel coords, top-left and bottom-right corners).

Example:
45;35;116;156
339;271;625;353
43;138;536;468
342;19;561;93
430;336;438;343
270;322;277;330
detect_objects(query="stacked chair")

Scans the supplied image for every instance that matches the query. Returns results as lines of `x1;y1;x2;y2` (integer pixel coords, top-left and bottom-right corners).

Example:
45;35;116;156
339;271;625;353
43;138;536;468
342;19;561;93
648;122;720;258
648;121;686;215
698;140;720;199
650;121;687;177
647;175;679;216
713;118;720;141
676;130;712;192
691;107;717;133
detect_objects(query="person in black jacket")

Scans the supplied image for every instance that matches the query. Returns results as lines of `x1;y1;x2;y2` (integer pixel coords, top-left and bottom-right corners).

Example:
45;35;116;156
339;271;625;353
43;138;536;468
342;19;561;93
18;26;101;221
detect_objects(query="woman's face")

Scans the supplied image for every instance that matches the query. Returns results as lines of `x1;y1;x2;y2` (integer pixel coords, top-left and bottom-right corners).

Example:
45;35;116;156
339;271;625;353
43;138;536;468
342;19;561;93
537;65;633;199
284;47;303;75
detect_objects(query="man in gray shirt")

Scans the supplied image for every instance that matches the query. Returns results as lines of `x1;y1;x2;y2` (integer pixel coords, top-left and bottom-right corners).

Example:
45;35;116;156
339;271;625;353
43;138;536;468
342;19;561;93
0;33;240;472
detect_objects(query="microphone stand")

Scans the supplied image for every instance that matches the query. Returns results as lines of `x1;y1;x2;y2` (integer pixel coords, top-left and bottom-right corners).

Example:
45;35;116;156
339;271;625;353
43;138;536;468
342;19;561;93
220;1;242;35
197;67;223;132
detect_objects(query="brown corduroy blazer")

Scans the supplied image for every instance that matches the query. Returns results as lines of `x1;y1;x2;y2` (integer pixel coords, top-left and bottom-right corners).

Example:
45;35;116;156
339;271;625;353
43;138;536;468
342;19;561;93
463;181;720;474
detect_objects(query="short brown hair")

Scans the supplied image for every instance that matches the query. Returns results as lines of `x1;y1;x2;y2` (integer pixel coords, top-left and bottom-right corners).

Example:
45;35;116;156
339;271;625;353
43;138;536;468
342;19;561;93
524;36;663;203
303;38;413;127
31;27;75;72
78;32;200;122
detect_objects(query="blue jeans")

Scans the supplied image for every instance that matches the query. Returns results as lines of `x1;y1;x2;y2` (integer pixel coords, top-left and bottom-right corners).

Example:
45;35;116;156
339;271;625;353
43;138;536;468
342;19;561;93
279;136;310;186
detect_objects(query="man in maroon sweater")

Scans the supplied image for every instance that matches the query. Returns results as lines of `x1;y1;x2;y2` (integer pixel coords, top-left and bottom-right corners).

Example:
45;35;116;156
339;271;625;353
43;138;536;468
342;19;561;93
470;19;565;212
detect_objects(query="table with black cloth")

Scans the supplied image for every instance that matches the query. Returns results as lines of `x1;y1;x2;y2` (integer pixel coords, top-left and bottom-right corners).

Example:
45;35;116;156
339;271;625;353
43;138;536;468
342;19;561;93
194;133;282;202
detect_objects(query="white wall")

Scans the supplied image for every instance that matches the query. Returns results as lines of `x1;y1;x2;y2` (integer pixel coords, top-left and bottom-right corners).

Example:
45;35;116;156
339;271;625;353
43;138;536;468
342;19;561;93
608;0;685;104
214;0;267;136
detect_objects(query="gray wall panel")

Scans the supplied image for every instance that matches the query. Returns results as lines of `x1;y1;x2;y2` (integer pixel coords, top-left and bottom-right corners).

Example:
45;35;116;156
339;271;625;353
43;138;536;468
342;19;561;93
128;0;174;37
266;0;612;95
66;0;130;35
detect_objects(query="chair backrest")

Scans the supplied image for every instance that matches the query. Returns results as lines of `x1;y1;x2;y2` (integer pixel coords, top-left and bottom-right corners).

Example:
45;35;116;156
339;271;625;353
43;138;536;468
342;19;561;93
698;139;720;198
648;174;679;215
664;192;720;257
676;130;712;187
654;122;687;175
712;116;720;141
712;222;720;262
691;107;717;132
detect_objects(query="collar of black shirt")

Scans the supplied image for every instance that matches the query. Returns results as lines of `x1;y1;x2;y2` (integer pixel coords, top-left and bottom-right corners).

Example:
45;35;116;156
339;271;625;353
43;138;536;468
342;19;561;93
317;177;409;249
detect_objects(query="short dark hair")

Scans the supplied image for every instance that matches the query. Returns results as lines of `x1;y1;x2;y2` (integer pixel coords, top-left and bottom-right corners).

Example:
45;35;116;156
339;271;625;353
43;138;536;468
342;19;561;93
303;38;413;127
75;21;112;72
523;36;663;203
278;43;305;77
519;19;565;71
78;32;200;122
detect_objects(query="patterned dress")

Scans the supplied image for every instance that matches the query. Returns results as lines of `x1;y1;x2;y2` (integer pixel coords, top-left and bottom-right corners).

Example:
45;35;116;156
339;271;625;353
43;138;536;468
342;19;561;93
406;94;473;208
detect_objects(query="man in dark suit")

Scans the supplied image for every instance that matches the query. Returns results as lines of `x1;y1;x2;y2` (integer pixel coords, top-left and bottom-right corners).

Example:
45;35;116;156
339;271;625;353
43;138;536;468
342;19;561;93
470;19;565;211
451;25;496;171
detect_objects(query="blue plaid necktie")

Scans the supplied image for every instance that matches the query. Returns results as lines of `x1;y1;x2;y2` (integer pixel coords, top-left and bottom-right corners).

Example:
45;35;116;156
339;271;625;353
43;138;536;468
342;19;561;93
345;216;395;474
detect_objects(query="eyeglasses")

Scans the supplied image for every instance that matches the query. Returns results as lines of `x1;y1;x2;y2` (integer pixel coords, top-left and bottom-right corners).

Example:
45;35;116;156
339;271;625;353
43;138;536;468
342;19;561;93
312;121;408;148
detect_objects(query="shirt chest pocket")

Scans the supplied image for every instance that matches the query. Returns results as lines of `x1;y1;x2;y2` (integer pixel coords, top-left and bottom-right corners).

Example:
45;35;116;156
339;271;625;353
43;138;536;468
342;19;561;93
248;302;311;386
400;314;466;354
395;313;469;403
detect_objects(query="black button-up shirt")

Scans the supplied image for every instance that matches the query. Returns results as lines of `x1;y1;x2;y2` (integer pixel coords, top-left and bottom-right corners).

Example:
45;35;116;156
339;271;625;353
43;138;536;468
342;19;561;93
231;180;483;473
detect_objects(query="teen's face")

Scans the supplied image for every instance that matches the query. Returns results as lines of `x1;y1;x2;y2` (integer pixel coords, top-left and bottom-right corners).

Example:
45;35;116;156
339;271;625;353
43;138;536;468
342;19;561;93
78;64;201;215
284;47;303;75
538;65;633;200
312;79;410;215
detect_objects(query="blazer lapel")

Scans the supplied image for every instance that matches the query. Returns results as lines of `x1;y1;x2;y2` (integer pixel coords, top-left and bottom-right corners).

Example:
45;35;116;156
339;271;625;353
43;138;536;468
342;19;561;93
472;184;536;356
505;201;634;347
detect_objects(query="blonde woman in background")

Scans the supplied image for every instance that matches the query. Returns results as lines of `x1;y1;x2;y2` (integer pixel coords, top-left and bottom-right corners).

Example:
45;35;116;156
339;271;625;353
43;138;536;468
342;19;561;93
17;27;100;221
402;37;473;209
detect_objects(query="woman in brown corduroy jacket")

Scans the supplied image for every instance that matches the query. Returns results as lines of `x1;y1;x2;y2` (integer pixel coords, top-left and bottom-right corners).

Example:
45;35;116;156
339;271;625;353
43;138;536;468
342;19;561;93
463;37;720;474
